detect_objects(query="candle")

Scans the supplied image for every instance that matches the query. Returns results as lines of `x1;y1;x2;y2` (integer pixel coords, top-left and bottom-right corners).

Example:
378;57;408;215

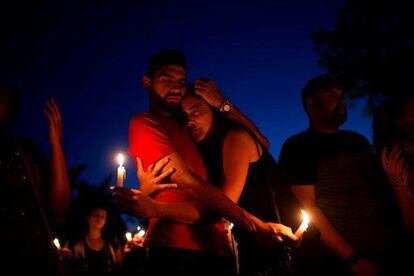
137;226;141;231
116;153;126;187
125;232;132;242
53;238;61;250
137;229;146;238
295;209;310;238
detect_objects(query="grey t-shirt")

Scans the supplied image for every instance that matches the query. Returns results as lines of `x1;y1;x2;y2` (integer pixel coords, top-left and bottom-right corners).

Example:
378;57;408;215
279;129;405;260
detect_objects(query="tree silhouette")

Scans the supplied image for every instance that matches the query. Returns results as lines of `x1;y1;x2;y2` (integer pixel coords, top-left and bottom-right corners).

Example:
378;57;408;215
313;0;414;111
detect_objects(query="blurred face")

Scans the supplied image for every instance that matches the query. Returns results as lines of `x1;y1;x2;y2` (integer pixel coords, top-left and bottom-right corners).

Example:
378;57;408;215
307;84;347;129
144;65;187;111
181;95;214;142
87;208;107;230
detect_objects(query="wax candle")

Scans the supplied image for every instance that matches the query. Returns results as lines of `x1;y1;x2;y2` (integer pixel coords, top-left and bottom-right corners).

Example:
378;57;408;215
295;209;310;238
116;153;126;187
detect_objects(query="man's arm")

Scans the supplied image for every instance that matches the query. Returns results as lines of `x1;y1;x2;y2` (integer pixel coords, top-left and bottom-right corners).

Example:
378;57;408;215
291;185;377;275
163;151;296;245
194;78;270;149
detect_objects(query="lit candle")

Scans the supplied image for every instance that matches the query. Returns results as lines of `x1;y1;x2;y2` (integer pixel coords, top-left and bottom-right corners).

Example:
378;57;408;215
137;226;141;231
295;209;310;238
125;232;132;242
53;238;61;250
116;153;126;187
137;229;146;238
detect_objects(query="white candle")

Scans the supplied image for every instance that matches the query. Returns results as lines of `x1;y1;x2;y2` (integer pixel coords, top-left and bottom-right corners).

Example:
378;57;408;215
53;238;61;250
137;230;146;238
295;209;310;238
125;232;132;242
116;153;126;187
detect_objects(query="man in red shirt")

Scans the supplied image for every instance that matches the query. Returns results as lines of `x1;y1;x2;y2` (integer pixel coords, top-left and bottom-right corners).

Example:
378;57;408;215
113;50;297;275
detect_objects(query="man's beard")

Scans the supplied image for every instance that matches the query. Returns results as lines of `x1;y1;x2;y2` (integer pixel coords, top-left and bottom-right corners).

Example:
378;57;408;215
150;89;182;113
319;108;347;129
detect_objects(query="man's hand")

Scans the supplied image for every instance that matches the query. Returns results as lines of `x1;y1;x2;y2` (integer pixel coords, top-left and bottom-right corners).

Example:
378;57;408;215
268;223;300;244
253;219;299;249
57;247;72;261
44;98;63;148
111;186;159;218
194;78;225;108
351;258;377;276
382;146;408;187
137;157;177;197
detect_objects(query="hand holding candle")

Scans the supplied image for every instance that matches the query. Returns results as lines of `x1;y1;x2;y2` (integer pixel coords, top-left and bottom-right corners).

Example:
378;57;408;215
116;153;126;187
53;238;61;249
295;209;310;238
125;232;132;242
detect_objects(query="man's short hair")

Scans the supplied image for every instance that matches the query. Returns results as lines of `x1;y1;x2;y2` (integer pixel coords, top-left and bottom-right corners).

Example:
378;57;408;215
301;74;343;110
146;49;187;77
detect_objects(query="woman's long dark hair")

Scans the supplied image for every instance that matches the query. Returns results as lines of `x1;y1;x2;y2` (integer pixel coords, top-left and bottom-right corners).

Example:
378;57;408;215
184;85;256;187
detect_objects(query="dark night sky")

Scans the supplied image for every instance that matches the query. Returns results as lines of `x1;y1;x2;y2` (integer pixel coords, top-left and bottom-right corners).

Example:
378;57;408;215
1;0;371;188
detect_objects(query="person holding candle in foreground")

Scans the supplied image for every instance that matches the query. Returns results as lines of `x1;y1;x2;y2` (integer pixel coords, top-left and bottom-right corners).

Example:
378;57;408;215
279;75;411;275
0;86;71;273
112;49;298;275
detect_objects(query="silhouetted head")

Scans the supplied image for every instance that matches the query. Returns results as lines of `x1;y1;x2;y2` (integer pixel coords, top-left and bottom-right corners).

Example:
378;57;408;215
302;74;347;131
143;50;187;112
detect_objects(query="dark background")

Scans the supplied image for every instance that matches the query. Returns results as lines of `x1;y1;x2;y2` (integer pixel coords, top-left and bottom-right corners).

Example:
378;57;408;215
1;0;371;189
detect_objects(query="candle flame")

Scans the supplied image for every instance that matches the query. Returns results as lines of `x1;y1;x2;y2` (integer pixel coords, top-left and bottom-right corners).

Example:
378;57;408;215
53;238;61;249
117;153;125;167
137;230;146;238
125;232;132;242
137;226;141;231
301;209;310;225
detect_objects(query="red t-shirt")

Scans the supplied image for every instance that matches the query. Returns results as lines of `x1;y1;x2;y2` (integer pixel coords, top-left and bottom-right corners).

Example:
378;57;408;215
129;112;212;250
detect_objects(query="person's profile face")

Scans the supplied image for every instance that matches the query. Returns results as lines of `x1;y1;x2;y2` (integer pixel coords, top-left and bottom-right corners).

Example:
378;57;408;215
181;95;214;142
87;208;107;230
145;65;187;110
311;84;347;128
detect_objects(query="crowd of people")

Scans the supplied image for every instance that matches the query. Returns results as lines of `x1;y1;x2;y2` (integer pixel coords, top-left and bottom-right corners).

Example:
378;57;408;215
1;49;413;275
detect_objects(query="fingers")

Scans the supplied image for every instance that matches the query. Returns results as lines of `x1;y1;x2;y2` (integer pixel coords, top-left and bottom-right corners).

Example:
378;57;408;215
381;148;389;168
43;108;53;122
153;167;175;183
111;186;138;197
45;98;62;124
147;163;155;173
270;223;298;241
136;157;144;177
154;183;178;191
195;79;210;87
151;157;171;175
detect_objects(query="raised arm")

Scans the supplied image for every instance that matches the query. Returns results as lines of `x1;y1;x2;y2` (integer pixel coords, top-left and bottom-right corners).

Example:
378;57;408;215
44;99;70;223
382;146;414;234
194;78;270;149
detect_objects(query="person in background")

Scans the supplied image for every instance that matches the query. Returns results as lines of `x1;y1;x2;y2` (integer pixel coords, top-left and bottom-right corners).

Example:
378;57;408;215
0;85;70;273
279;75;410;275
72;204;123;275
374;93;414;235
